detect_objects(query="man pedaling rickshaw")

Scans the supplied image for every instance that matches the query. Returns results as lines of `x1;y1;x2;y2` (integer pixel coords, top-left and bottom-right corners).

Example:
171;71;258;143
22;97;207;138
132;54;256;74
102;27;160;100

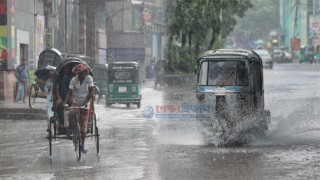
64;64;95;154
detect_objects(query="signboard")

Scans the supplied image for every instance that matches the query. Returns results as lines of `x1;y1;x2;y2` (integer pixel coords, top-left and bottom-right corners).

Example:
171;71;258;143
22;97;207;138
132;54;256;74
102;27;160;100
107;32;145;48
107;48;145;62
48;14;58;29
35;15;45;69
309;15;320;35
98;49;106;64
141;8;154;25
291;38;301;51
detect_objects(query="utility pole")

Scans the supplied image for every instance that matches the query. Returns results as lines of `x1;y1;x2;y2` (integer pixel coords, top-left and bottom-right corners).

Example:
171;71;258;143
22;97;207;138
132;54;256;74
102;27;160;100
293;0;299;39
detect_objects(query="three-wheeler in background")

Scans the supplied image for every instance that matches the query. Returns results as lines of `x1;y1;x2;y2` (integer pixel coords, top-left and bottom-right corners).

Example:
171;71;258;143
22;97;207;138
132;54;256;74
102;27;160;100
106;61;141;108
195;49;270;145
92;63;108;103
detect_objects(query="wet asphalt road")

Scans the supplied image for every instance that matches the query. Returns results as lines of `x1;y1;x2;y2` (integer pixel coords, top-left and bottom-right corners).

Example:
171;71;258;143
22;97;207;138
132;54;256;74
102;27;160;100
2;63;320;179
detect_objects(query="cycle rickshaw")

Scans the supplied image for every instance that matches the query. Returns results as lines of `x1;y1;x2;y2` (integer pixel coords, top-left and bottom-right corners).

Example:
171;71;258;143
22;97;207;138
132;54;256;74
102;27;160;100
48;56;100;161
29;48;62;108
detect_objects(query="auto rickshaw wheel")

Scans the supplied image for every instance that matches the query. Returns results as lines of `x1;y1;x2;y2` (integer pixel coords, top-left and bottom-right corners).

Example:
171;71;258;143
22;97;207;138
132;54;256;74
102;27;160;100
137;101;141;108
106;103;112;106
126;103;130;108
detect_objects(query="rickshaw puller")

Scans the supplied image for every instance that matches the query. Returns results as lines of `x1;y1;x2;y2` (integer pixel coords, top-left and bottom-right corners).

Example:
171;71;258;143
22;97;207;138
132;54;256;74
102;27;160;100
64;64;94;154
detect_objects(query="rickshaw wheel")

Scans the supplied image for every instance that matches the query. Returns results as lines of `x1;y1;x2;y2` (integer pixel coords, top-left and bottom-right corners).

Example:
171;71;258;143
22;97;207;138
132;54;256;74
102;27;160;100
93;113;99;155
71;113;81;161
49;118;53;158
28;84;38;108
53;117;57;139
97;93;103;104
96;94;100;104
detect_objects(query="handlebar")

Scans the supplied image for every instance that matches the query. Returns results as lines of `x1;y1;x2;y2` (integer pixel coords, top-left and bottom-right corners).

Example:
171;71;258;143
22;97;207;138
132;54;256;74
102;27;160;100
64;104;87;110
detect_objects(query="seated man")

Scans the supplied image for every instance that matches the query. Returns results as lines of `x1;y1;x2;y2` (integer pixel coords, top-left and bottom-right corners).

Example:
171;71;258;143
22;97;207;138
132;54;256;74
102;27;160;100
45;67;56;132
56;65;73;134
65;64;94;154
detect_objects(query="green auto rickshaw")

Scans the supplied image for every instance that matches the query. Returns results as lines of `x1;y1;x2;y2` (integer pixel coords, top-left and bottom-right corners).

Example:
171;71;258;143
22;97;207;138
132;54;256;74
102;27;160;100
299;45;314;64
106;62;141;108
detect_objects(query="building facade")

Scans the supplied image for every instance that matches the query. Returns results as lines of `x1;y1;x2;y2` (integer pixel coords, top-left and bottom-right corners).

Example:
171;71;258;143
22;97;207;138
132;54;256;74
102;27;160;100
0;0;167;100
280;0;320;52
0;0;45;100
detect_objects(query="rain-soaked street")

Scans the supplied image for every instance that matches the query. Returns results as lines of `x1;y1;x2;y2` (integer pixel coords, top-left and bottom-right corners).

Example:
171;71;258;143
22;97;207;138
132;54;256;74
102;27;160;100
2;63;320;179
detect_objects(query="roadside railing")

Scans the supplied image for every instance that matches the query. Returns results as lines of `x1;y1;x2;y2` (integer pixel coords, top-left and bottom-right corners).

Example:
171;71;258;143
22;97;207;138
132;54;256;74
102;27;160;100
164;74;196;86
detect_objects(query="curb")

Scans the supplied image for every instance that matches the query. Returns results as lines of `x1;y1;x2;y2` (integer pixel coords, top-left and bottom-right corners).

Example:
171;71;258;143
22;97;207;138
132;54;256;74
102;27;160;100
0;108;47;120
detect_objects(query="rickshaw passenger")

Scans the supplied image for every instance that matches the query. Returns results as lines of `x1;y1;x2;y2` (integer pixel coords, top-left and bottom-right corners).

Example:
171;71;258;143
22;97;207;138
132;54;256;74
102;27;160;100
56;66;73;133
65;64;94;154
45;69;55;132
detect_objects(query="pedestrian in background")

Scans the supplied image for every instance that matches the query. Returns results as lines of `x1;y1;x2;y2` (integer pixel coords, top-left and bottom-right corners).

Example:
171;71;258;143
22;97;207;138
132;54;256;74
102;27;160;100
14;59;30;103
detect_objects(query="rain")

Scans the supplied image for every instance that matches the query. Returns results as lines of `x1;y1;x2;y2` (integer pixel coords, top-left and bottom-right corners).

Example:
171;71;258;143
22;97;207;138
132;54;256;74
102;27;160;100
1;0;320;179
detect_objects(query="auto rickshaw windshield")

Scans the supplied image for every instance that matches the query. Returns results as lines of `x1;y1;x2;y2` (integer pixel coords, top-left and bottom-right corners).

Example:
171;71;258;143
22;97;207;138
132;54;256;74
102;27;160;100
198;59;248;86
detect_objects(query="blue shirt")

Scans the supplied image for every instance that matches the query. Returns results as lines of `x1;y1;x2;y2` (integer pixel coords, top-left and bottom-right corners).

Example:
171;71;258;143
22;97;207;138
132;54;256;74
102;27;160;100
57;73;73;100
16;65;29;81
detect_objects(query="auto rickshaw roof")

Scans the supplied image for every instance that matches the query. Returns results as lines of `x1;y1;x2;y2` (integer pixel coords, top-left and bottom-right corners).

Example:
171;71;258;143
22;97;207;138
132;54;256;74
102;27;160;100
198;49;262;64
55;57;93;75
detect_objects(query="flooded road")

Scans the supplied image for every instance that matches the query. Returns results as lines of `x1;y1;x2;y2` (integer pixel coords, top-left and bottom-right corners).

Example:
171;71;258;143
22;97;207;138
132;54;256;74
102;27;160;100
1;63;320;179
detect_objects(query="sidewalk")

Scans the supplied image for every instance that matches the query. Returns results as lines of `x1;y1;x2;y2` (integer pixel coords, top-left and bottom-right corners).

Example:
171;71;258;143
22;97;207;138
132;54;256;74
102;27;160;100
0;79;155;120
0;98;47;120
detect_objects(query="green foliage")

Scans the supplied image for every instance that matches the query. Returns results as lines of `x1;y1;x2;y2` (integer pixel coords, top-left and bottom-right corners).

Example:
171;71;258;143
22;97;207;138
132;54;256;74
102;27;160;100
232;0;279;41
165;0;252;73
29;68;35;83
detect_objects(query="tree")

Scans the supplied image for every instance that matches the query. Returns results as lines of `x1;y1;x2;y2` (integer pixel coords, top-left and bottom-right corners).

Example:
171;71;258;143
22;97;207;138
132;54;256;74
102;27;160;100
165;0;252;73
232;0;279;41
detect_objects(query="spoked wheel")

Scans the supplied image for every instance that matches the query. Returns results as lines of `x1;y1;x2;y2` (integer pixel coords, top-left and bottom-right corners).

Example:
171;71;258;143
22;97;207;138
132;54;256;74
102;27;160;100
28;84;38;108
53;117;57;139
96;94;101;104
88;118;93;134
72;118;81;161
93;113;99;155
48;118;53;158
